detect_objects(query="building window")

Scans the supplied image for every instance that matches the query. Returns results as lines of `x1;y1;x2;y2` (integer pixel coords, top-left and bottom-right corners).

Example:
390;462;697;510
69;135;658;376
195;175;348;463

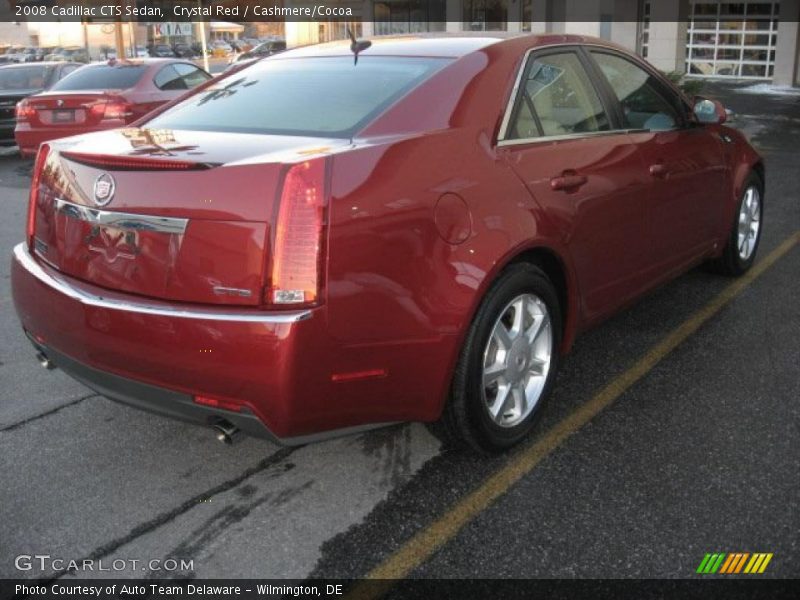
686;0;780;79
374;1;446;35
318;21;363;43
463;0;509;32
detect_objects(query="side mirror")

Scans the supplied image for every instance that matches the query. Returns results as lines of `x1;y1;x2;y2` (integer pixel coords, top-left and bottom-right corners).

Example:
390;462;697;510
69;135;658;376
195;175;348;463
693;97;727;125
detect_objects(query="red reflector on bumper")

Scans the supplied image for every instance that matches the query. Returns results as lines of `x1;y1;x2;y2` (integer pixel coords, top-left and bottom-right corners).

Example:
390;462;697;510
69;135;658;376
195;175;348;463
193;395;243;412
331;369;387;383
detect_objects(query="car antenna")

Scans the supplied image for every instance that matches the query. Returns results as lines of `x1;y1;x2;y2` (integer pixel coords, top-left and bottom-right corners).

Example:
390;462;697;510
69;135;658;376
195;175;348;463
347;28;371;65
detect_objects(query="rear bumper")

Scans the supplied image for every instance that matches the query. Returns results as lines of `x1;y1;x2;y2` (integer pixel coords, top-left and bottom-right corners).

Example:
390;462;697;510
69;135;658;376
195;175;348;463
11;243;394;442
28;338;277;440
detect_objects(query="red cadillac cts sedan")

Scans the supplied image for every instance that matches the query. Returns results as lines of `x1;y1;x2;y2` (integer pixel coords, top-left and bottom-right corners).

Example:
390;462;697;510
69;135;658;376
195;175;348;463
15;58;211;157
11;35;764;451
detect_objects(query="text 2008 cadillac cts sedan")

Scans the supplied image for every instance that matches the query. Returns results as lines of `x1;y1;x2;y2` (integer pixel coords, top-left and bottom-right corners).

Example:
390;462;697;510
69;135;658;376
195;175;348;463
12;34;764;451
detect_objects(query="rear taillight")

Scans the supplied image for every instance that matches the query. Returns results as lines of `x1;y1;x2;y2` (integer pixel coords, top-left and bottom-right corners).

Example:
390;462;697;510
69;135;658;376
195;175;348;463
267;158;328;307
88;100;133;121
101;101;134;120
27;143;50;251
15;99;35;122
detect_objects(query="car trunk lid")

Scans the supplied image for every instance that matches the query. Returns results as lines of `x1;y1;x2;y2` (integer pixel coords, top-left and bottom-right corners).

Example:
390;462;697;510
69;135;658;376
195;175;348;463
24;91;125;127
30;128;345;306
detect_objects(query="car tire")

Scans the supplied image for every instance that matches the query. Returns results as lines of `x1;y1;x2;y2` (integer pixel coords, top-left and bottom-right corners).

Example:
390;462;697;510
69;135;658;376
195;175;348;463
432;263;562;453
709;172;764;276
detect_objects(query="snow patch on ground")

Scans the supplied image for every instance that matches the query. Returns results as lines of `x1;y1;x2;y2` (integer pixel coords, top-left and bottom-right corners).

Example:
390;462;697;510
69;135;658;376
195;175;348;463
736;83;800;96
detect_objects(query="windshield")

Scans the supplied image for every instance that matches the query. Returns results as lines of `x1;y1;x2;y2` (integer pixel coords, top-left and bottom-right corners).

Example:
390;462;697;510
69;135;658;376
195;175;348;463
146;56;449;138
51;64;146;91
0;66;49;90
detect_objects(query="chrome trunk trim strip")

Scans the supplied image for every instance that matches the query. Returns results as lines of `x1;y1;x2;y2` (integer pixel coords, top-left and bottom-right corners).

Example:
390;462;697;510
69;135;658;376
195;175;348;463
55;198;189;235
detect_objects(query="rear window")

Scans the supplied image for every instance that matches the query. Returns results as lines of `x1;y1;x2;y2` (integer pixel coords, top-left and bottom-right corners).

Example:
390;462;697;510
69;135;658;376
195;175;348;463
0;66;49;90
51;64;146;91
146;56;450;138
259;41;286;53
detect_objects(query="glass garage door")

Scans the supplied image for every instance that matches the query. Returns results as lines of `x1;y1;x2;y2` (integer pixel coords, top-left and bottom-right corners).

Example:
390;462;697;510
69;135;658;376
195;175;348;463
687;1;780;79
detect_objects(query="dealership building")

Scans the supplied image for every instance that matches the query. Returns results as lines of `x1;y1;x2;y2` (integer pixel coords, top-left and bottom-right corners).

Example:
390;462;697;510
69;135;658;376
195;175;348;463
286;0;800;86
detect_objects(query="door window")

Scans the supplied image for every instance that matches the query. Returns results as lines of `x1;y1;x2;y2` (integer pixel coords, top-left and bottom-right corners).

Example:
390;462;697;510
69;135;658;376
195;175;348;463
506;51;611;140
590;52;682;131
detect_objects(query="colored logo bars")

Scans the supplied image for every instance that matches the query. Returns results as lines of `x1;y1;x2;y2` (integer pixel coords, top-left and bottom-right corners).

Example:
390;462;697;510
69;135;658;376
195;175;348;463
697;553;773;574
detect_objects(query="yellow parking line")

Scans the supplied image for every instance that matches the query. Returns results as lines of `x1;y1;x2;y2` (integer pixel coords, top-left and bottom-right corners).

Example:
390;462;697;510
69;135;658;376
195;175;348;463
351;231;799;596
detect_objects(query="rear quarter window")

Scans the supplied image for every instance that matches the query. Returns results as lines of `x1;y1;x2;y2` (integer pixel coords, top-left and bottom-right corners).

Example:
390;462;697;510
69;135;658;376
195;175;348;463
174;63;211;89
154;65;185;90
146;56;450;138
51;64;147;91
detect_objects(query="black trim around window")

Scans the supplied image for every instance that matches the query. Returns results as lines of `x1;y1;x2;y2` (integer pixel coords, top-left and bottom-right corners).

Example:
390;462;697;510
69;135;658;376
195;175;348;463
576;46;628;130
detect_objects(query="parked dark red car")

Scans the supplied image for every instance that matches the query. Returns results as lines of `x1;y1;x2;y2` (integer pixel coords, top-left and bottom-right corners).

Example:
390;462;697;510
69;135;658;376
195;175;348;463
12;35;763;451
15;58;211;157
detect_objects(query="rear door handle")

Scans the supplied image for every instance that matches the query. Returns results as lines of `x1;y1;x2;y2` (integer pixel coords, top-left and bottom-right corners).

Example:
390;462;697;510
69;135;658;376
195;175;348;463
649;163;668;178
550;173;588;191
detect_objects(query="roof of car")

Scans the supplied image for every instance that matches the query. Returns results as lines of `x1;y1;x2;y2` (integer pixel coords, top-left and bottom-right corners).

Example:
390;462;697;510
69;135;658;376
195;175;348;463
273;33;623;60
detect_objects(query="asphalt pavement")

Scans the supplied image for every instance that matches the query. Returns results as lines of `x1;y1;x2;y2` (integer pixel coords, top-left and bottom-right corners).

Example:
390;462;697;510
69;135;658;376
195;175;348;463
0;82;797;584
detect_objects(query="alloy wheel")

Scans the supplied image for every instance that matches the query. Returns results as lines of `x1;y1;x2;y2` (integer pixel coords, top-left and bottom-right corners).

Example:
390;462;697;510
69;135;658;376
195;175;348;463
738;185;761;261
482;293;553;428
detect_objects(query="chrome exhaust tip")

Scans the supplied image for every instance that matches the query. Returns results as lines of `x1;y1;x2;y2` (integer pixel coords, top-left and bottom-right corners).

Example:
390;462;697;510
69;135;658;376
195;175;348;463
35;352;56;370
212;420;242;445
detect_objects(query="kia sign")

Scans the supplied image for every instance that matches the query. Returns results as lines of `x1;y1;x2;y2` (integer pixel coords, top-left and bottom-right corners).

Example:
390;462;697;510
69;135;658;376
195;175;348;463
152;22;193;37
